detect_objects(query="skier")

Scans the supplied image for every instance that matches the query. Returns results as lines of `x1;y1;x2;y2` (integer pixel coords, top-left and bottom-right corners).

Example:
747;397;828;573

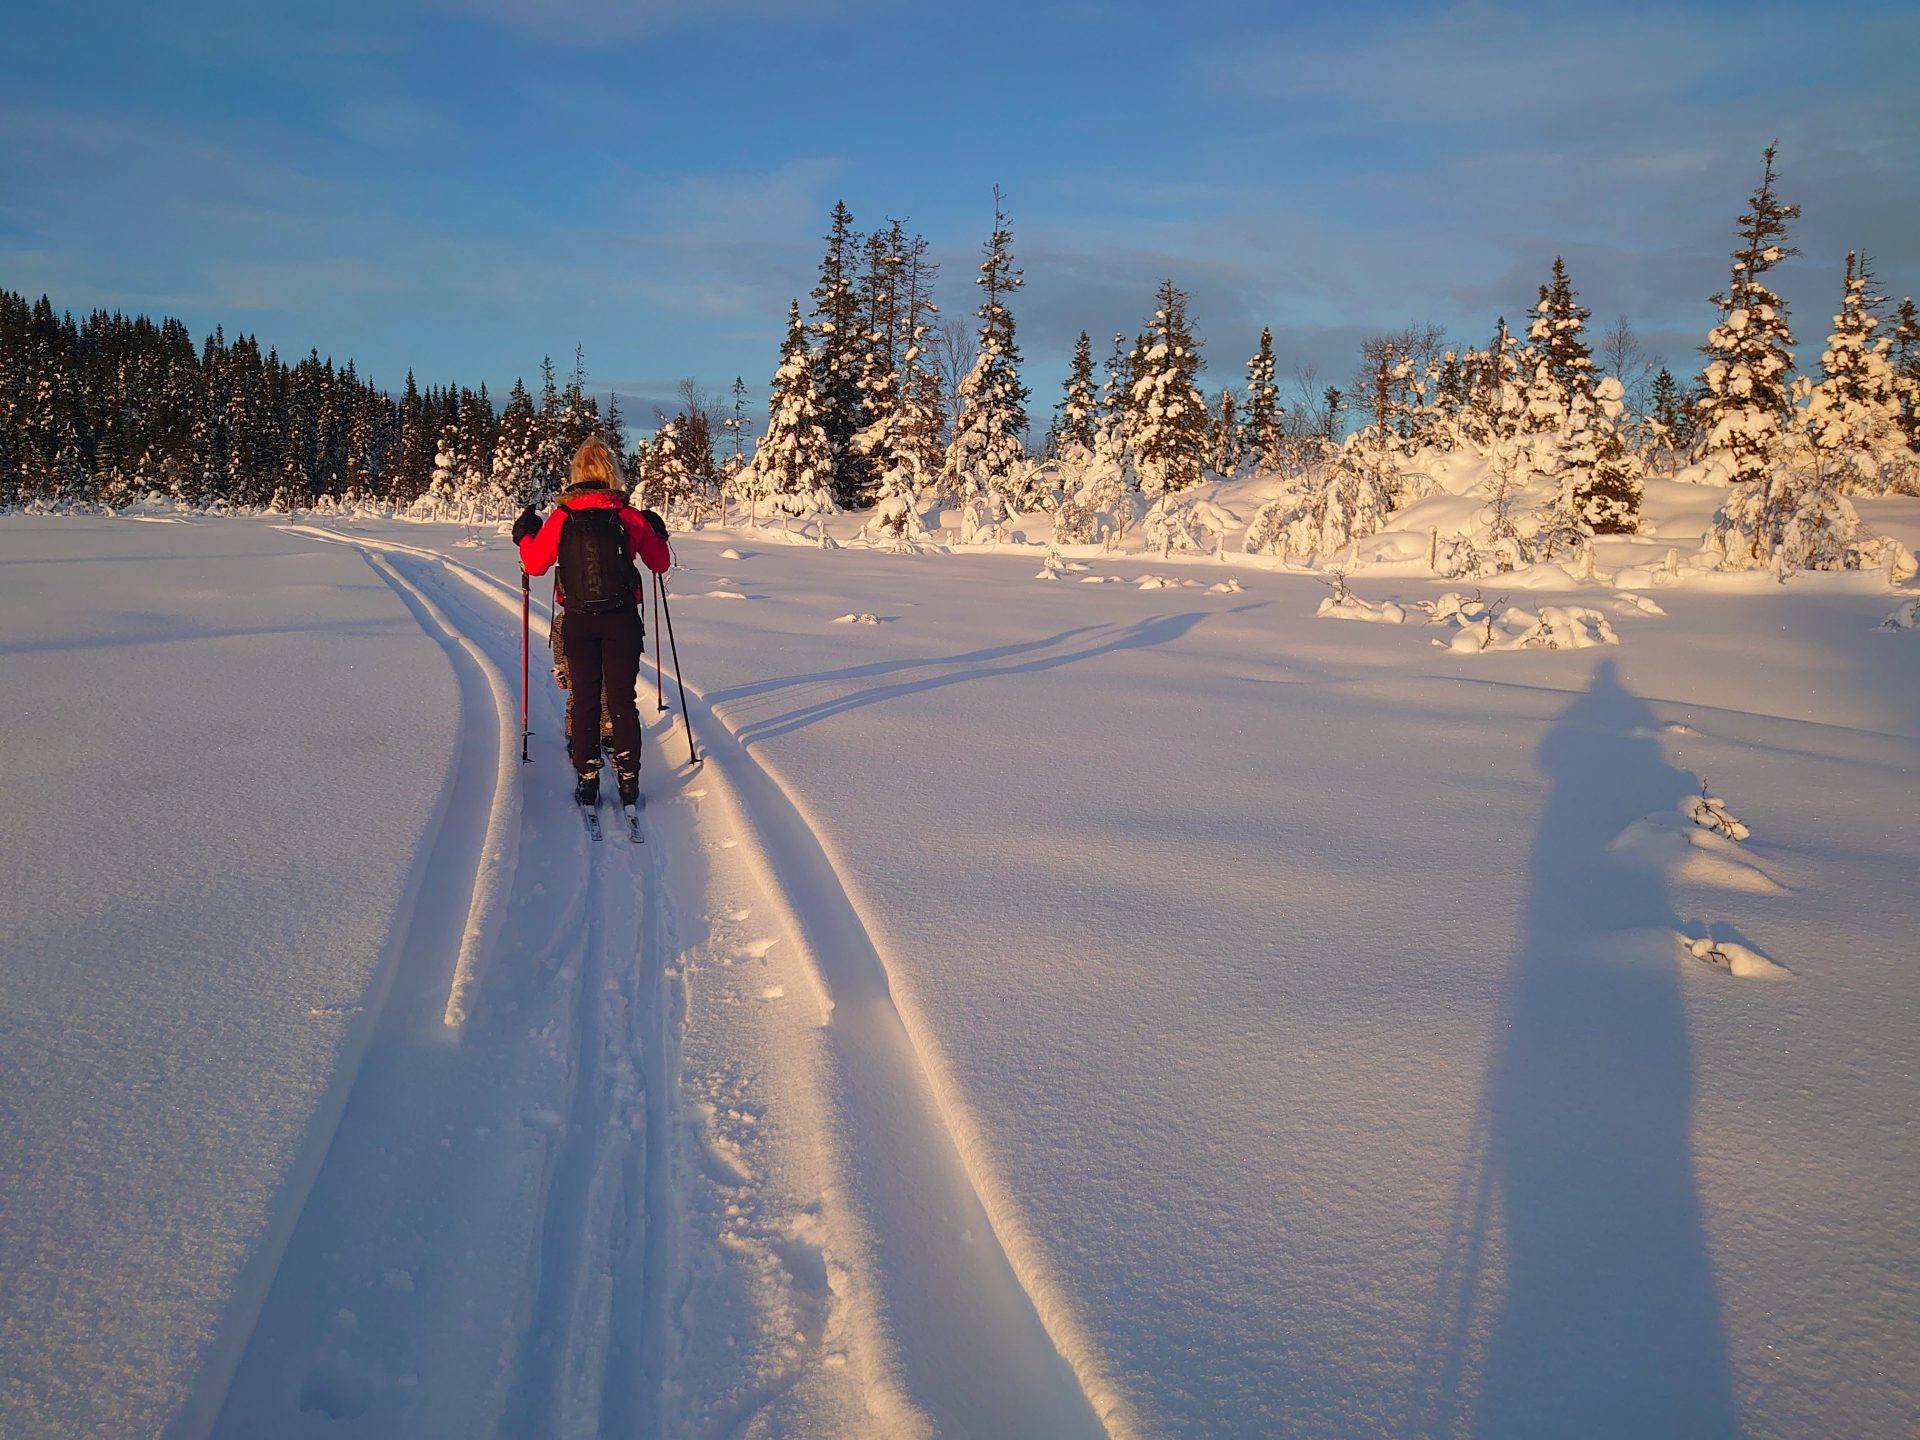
512;437;672;814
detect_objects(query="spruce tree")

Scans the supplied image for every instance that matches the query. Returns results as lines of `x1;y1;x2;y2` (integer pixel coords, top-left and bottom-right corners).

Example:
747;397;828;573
1805;252;1912;492
893;230;944;483
1527;257;1594;414
1892;297;1920;451
1057;330;1098;456
1129;278;1208;495
944;186;1030;505
492;379;539;504
1697;144;1800;485
1241;325;1281;468
746;300;833;518
1211;389;1241;476
810;200;869;507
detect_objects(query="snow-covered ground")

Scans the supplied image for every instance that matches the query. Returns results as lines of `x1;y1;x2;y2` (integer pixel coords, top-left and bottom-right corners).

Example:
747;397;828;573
3;508;1917;1437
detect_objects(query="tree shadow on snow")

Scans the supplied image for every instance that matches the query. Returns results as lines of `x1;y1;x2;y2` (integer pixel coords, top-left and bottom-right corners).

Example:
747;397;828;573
733;612;1214;748
1408;659;1738;1439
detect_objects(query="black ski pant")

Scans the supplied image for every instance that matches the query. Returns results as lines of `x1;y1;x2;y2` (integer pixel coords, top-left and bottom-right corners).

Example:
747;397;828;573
560;604;643;779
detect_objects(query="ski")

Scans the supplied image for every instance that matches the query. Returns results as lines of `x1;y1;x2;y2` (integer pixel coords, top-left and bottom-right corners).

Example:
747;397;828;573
582;804;603;842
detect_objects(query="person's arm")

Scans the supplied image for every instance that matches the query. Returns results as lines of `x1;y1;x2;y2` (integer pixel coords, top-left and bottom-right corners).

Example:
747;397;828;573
622;506;673;575
519;505;568;576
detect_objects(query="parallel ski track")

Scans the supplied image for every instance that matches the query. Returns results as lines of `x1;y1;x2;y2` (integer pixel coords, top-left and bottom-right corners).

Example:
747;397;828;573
211;531;679;1440
377;546;673;1440
284;526;1129;1436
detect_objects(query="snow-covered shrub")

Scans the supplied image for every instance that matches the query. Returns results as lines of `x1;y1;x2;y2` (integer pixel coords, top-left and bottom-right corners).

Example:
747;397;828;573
1141;494;1236;557
1709;440;1918;580
1243;449;1396;563
1686;786;1751;841
1881;598;1920;631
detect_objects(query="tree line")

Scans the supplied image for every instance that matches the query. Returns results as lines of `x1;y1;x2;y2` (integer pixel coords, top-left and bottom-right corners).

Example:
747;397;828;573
7;148;1918;575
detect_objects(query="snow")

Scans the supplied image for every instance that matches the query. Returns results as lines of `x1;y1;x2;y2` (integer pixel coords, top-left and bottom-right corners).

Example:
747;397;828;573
4;509;1919;1438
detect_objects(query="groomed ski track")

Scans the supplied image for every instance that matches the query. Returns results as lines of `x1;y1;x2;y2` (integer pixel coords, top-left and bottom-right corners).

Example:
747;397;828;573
197;527;1122;1439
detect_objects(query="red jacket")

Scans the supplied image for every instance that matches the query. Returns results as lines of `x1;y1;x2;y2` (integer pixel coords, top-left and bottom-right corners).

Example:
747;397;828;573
518;488;672;606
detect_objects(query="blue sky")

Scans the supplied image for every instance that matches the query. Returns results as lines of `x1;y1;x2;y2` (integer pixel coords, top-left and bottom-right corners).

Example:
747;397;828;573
3;0;1916;428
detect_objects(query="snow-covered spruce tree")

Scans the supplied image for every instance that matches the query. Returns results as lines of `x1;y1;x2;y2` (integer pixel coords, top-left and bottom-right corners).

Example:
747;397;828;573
1697;144;1800;486
1646;367;1693;471
425;422;459;515
531;356;567;500
1211;389;1241;476
492;379;539;504
1242;325;1281;469
1129;278;1208;496
1528;256;1595;413
1893;297;1920;451
1803;252;1916;494
1055;330;1098;457
895;230;945;486
853;222;904;485
556;349;602;461
944;186;1030;513
1465;317;1525;445
811;200;871;508
745;300;835;520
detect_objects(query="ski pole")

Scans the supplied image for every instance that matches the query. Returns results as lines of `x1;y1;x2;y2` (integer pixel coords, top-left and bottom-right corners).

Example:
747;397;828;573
520;568;533;763
651;568;666;713
656;571;699;766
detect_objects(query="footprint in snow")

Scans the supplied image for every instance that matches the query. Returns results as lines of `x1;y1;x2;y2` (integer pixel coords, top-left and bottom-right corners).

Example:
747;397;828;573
741;938;779;960
759;985;785;1001
728;907;751;920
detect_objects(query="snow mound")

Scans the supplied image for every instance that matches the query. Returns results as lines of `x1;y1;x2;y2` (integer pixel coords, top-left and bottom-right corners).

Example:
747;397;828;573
1434;601;1620;654
1684;934;1793;980
1208;578;1244;594
1317;593;1406;624
1609;811;1784;894
1136;574;1201;590
720;548;746;559
833;613;880;625
699;589;749;600
1880;597;1920;631
451;536;487;550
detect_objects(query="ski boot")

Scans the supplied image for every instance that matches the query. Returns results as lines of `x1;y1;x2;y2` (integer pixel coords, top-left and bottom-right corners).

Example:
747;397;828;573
574;768;600;807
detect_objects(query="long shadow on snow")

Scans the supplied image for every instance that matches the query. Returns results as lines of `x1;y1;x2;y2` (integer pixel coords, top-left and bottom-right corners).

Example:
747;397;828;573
734;612;1212;748
706;623;1109;705
1407;659;1738;1440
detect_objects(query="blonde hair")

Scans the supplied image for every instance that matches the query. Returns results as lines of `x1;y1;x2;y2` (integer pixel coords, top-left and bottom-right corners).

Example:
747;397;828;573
569;436;621;491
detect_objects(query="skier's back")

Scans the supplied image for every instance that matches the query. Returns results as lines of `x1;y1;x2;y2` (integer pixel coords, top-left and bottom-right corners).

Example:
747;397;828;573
513;439;672;810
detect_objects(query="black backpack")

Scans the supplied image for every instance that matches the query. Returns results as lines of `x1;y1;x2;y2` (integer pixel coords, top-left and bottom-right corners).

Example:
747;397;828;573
556;503;639;614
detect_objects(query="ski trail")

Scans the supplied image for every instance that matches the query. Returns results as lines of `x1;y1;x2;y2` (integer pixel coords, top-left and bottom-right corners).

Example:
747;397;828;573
207;537;672;1440
679;688;1130;1439
360;550;524;1027
274;527;1128;1434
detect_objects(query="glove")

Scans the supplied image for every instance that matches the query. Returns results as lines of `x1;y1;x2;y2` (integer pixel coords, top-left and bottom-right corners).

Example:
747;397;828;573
511;505;541;543
639;508;668;541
